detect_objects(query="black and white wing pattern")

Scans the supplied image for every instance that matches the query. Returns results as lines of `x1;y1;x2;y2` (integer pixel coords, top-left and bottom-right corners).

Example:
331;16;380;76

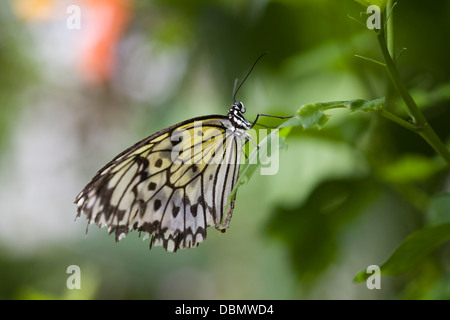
75;102;252;252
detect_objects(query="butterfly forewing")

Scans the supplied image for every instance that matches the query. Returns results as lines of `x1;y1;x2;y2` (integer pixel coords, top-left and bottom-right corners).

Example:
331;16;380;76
75;115;246;252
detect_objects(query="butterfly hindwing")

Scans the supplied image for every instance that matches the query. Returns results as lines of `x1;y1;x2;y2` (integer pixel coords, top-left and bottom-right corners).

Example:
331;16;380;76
75;115;246;252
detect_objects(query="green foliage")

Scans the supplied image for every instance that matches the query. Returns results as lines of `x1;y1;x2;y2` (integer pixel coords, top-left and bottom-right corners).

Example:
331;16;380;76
262;1;450;291
268;177;380;284
354;222;450;282
250;1;450;292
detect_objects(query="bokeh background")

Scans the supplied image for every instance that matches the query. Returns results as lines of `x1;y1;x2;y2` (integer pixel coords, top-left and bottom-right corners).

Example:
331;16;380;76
0;0;449;299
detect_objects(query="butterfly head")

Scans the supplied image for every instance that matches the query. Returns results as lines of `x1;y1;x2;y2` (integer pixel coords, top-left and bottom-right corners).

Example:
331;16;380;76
228;101;251;130
233;101;246;113
228;53;270;131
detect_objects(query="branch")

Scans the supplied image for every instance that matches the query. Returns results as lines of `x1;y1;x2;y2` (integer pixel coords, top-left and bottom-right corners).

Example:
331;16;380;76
376;6;450;165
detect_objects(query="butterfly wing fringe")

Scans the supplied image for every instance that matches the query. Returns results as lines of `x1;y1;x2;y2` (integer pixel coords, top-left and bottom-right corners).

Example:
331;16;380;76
76;184;210;252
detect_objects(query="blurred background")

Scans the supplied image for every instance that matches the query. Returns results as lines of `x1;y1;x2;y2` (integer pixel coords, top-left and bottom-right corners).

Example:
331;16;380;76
0;0;449;299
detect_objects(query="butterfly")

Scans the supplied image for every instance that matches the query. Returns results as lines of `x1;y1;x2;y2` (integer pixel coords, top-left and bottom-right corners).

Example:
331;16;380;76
75;53;290;252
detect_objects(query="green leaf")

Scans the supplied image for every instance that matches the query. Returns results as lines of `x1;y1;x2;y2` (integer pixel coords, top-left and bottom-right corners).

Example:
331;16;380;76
295;103;331;129
346;97;385;112
354;222;450;282
290;98;385;130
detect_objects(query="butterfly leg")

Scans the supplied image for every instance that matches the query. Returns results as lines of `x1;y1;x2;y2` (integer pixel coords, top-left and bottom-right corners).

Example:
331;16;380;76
244;131;259;149
250;113;293;129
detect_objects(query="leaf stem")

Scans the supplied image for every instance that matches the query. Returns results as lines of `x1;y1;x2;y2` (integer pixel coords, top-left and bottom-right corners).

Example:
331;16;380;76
376;108;416;133
354;54;386;67
376;8;450;165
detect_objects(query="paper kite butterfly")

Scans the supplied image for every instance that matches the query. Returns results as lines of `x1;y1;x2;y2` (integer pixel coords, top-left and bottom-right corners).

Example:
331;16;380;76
74;53;289;252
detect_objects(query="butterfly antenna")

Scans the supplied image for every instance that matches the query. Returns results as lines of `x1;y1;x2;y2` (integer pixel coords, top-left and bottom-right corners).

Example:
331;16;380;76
232;51;270;103
232;78;239;102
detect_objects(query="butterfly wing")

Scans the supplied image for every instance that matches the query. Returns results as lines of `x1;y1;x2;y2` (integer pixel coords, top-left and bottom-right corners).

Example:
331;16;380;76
75;115;246;252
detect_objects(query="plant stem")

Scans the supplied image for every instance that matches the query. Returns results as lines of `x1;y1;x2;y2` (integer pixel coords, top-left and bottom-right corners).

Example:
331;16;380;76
385;0;395;58
376;14;450;165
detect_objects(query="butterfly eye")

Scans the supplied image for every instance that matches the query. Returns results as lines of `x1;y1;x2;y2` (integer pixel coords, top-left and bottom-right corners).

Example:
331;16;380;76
234;102;245;113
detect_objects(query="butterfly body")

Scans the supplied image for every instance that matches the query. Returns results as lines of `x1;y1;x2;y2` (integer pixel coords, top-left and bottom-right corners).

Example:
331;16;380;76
75;102;251;252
